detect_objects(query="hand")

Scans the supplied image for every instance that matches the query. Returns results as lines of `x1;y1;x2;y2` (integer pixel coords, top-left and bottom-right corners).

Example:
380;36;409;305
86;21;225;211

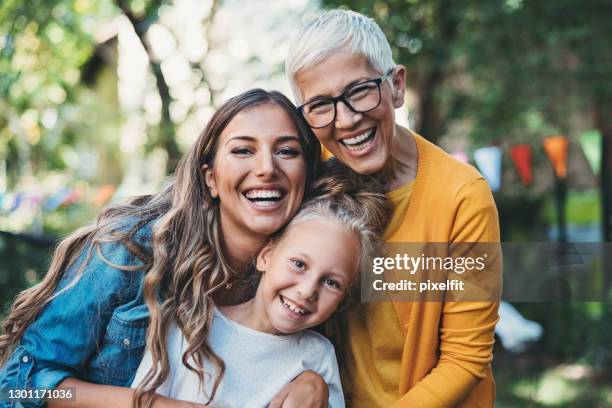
269;370;328;408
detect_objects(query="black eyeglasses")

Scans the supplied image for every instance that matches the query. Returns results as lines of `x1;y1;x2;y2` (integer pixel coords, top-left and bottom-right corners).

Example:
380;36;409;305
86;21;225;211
297;69;394;129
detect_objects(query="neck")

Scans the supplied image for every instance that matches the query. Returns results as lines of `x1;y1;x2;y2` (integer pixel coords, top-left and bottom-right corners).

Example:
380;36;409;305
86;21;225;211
219;221;267;271
219;289;279;335
374;124;418;191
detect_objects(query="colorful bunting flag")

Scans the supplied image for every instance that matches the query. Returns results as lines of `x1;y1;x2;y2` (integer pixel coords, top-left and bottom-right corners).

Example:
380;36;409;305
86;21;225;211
543;136;569;179
474;146;502;192
43;187;72;212
450;152;469;164
510;144;533;186
579;130;602;175
91;185;116;207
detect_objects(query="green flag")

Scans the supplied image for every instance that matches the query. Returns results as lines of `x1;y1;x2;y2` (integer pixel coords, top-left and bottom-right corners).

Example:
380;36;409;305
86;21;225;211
579;130;602;175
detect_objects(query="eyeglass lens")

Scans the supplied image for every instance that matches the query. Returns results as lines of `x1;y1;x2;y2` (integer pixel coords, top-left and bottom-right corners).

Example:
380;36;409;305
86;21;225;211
302;80;382;128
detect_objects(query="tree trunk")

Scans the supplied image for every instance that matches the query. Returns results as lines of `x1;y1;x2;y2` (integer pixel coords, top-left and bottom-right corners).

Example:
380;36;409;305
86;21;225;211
594;98;612;297
594;101;612;242
115;0;181;173
415;0;458;145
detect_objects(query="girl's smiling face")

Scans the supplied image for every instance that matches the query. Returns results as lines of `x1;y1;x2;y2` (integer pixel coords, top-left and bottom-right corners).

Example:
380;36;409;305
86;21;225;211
205;103;307;242
253;217;361;335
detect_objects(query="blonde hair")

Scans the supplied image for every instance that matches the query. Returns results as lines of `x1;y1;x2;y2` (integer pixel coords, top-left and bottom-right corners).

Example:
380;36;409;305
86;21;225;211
286;9;395;103
0;89;321;407
274;159;392;347
272;158;392;286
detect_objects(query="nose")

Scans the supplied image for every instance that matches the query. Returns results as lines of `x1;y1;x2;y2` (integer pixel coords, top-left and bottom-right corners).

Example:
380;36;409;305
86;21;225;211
335;100;362;130
255;150;277;179
296;276;319;303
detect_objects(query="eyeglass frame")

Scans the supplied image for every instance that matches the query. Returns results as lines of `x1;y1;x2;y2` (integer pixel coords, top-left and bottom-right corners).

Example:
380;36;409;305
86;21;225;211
297;68;395;129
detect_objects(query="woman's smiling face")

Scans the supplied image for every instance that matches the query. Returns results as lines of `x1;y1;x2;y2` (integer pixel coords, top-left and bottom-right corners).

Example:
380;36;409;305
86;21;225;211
205;103;307;241
295;52;405;175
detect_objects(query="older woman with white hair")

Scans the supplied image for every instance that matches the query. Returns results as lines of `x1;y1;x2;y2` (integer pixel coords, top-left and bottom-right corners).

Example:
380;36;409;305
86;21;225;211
286;9;501;408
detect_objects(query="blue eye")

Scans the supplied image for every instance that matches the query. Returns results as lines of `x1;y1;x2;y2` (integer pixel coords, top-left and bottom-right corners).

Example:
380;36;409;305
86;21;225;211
323;278;341;290
291;259;306;270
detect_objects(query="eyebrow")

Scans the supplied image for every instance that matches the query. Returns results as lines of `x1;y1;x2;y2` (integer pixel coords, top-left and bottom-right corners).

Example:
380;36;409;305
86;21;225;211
224;135;301;146
305;76;374;103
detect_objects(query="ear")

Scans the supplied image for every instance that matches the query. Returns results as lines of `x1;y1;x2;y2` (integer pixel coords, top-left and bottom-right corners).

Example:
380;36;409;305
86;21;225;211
256;242;274;273
203;164;218;198
390;65;407;109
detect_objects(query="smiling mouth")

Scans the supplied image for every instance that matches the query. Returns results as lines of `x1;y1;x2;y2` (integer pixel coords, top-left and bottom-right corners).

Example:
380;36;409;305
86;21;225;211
243;188;285;208
280;295;312;317
340;128;376;151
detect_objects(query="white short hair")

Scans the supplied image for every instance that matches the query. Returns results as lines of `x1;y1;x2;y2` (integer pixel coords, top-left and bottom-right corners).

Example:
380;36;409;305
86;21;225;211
286;9;396;104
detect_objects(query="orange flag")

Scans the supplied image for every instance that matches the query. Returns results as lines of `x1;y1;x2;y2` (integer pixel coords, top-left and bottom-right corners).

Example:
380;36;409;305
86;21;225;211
543;136;569;179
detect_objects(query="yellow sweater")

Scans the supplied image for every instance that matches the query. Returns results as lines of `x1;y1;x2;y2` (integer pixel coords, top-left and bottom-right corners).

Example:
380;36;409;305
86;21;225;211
341;182;414;407
344;134;500;407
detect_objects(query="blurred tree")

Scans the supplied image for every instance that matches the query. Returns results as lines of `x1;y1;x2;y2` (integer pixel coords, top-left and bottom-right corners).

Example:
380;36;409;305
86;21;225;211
322;0;463;144
322;0;612;240
0;0;219;187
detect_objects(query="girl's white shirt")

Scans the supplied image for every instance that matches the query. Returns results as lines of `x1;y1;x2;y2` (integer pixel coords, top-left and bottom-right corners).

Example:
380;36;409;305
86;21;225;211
131;308;345;408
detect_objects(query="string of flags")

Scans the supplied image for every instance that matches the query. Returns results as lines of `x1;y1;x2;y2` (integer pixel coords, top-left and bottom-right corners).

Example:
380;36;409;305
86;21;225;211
454;130;602;192
0;184;116;215
0;130;604;213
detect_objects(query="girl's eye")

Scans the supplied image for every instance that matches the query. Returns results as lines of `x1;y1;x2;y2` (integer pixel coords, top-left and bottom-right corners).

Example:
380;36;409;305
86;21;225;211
276;147;301;157
231;147;253;155
291;259;306;270
323;278;341;290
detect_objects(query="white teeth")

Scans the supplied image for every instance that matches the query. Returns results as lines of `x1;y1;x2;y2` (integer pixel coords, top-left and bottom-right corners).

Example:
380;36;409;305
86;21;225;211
342;129;376;151
281;297;308;315
343;129;373;145
245;189;282;199
252;200;277;208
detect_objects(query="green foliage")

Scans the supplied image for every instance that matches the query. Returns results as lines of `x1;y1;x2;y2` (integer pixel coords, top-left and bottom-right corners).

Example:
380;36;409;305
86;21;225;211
321;0;612;144
0;232;52;317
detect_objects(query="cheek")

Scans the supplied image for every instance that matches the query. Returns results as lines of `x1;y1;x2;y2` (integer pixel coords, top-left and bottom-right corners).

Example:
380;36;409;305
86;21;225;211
318;292;344;315
313;128;333;143
265;265;294;289
283;162;307;190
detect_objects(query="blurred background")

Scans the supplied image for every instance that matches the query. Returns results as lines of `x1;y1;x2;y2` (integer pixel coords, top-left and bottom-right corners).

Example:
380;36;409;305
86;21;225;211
1;0;611;406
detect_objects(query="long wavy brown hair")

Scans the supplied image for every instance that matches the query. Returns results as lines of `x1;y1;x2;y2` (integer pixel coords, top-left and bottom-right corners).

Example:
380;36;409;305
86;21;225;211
0;89;321;407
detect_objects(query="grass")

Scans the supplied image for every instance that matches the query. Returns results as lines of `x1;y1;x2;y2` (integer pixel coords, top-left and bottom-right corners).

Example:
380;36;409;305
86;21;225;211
494;342;612;407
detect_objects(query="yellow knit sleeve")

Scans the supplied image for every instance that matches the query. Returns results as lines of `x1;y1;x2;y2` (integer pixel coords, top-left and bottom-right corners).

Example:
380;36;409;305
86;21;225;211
391;178;501;408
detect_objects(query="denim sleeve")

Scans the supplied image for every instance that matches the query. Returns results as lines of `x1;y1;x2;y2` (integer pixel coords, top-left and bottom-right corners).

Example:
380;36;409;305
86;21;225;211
0;234;148;408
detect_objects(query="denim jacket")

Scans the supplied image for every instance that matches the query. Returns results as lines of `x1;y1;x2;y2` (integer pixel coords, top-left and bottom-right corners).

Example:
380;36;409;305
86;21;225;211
0;221;154;408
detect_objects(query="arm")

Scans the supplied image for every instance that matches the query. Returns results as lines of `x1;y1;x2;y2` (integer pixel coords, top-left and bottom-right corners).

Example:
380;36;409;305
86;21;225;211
0;240;141;407
268;371;329;408
48;377;207;408
392;178;501;408
318;343;344;408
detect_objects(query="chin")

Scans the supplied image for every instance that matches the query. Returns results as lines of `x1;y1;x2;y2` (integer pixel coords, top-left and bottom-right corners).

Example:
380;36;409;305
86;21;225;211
248;219;286;236
350;158;386;175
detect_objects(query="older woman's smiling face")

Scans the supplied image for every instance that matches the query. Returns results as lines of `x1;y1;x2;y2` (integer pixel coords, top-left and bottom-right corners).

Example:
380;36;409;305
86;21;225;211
295;52;405;175
205;103;307;241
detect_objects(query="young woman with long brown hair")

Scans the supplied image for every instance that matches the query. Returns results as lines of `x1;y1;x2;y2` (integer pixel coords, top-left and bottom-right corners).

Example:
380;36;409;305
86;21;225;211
0;89;322;408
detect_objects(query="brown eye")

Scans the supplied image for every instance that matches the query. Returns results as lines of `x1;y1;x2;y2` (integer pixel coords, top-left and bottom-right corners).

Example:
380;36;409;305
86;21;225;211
346;83;376;100
231;147;252;155
276;147;300;157
306;100;333;114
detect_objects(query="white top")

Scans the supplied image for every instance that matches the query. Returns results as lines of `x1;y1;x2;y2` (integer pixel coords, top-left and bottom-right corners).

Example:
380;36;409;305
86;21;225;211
132;309;345;408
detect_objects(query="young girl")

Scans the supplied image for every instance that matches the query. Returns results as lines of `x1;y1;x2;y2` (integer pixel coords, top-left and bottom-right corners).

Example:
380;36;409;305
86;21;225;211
132;164;392;408
0;89;323;408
